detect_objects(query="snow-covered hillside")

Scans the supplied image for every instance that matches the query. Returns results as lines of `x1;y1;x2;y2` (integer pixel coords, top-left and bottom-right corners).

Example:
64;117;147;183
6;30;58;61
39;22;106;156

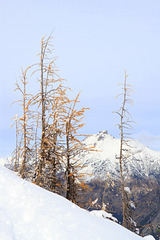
80;130;160;181
0;166;154;240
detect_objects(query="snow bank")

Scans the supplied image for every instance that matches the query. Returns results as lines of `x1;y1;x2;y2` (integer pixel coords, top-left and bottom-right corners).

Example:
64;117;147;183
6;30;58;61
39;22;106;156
90;210;118;222
143;236;155;240
0;166;152;240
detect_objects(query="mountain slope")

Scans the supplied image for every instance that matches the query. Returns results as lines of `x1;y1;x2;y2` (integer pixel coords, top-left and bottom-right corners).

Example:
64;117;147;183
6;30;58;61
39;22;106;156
0;166;152;240
80;130;160;181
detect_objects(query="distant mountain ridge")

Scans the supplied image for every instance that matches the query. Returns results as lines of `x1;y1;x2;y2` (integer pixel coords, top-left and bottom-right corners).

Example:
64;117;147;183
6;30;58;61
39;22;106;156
0;157;11;167
79;130;160;181
1;131;160;182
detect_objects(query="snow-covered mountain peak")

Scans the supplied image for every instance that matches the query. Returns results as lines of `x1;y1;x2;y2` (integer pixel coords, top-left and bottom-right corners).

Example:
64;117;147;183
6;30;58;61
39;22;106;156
84;130;114;144
84;130;119;155
80;131;160;181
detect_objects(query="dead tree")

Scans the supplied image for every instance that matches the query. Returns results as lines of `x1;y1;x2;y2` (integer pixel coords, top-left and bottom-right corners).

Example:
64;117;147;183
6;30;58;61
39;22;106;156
115;70;135;228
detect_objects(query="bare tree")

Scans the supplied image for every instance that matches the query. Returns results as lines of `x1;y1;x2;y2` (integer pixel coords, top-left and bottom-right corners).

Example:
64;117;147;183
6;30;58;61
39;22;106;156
115;70;135;228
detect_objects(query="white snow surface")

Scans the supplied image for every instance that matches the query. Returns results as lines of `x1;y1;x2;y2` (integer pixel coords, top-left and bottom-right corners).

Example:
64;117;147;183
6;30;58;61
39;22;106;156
143;236;156;240
80;130;160;181
90;210;118;222
0;166;153;240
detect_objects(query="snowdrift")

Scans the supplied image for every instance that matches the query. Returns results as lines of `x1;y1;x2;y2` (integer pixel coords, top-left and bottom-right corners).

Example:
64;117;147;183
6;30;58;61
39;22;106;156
0;166;153;240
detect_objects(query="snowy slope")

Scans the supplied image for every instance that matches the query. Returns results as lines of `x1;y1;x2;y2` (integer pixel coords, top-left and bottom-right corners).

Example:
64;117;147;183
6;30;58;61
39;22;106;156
0;157;11;167
80;130;160;181
0;166;153;240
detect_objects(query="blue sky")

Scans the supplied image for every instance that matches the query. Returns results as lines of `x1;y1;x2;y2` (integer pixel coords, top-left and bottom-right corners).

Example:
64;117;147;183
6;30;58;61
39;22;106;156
0;0;160;156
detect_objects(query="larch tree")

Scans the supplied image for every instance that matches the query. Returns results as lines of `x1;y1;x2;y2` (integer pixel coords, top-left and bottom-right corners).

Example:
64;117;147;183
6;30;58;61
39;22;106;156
12;33;91;203
43;87;70;194
30;34;67;188
11;114;20;172
13;67;33;179
64;92;90;203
